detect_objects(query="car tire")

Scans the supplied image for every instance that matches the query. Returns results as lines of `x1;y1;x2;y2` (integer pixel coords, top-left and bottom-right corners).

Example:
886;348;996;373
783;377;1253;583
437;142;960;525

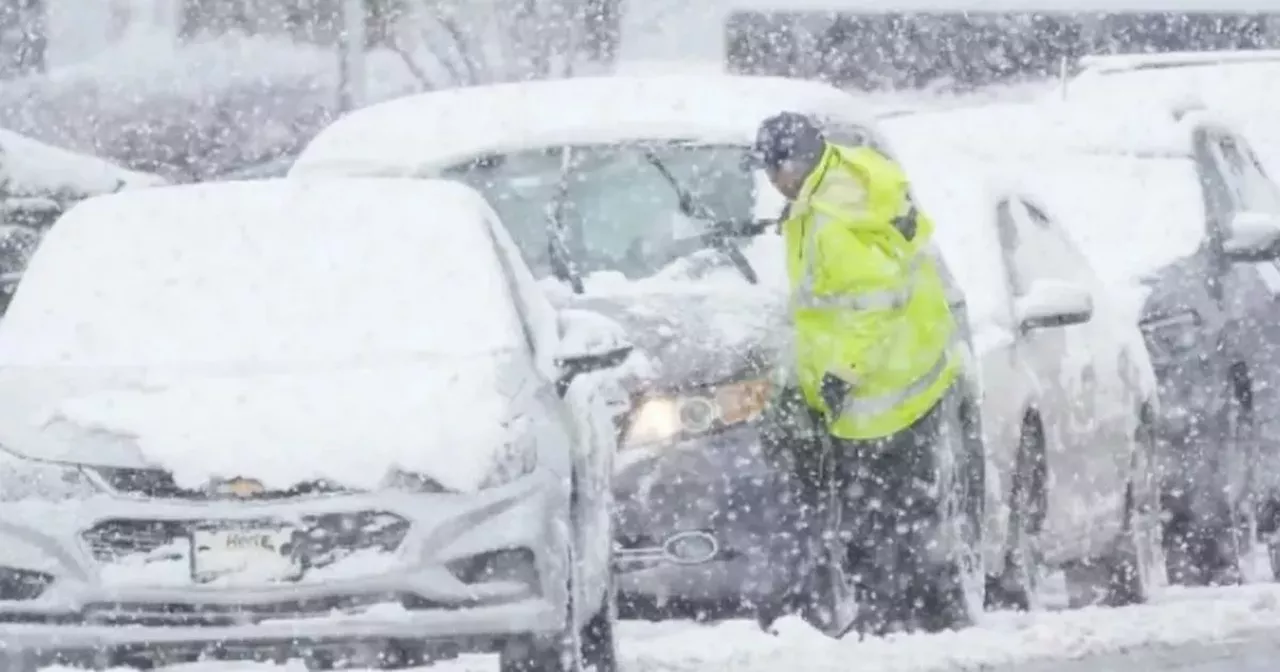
1064;411;1163;607
501;596;615;672
1270;536;1280;582
986;412;1046;612
1163;372;1251;588
500;478;617;672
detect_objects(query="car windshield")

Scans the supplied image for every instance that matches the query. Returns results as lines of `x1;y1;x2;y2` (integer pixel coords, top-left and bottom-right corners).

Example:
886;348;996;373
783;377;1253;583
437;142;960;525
443;143;759;280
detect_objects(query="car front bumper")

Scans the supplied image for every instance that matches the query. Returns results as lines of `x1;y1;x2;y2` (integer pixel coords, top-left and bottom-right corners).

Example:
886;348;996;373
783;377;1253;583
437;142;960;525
0;469;569;662
612;423;812;611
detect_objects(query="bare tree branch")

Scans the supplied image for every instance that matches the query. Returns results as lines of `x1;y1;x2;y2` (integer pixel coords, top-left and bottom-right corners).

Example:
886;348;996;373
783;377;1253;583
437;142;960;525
412;23;467;84
388;39;437;90
436;14;483;84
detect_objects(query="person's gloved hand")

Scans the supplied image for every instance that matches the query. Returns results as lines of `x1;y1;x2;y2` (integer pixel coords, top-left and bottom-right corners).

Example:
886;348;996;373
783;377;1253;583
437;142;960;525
820;373;852;418
760;384;818;464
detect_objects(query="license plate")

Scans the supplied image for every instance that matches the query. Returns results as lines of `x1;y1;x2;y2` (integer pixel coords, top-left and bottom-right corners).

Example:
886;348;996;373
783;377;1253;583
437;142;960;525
190;524;303;585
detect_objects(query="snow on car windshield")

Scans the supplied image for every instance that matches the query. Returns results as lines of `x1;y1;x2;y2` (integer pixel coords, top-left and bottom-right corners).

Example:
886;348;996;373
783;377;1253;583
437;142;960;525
0;179;524;367
443;143;756;280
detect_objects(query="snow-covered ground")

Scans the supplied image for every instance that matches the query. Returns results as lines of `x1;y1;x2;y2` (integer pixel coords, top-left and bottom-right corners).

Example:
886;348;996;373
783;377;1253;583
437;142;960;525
33;554;1280;672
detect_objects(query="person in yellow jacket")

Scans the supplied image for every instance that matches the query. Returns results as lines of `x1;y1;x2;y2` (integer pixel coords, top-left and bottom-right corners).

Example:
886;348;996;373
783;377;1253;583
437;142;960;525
750;112;975;639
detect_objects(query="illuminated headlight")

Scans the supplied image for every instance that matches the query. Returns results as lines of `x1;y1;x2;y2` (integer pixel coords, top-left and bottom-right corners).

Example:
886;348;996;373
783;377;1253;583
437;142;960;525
623;379;772;449
0;448;101;502
1139;310;1202;362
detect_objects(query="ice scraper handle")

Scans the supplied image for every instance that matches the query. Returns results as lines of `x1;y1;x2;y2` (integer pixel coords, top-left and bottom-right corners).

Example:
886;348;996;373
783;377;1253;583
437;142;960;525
708;218;777;238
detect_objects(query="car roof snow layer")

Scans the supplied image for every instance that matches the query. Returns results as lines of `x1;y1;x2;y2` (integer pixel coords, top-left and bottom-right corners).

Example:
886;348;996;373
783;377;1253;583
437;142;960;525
53;177;496;236
290;74;872;177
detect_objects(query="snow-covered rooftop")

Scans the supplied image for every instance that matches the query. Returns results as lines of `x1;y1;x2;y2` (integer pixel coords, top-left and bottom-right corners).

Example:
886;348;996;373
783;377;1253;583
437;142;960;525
290;74;876;177
1076;49;1280;75
883;98;1207;159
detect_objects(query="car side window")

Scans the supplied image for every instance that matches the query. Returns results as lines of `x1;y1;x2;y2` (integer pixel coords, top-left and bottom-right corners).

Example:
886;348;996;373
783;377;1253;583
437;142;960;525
1001;197;1086;295
1018;199;1090;272
1192;133;1235;240
994;199;1027;295
1212;134;1280;215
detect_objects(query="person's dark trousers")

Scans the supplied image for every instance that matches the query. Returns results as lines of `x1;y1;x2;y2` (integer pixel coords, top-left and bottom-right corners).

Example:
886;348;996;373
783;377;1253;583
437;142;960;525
761;384;961;636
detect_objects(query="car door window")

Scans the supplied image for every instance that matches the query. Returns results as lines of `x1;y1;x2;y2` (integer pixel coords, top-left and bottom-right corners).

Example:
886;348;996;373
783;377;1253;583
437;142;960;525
1022;201;1093;278
1212;134;1280;215
995;199;1031;295
1001;197;1087;294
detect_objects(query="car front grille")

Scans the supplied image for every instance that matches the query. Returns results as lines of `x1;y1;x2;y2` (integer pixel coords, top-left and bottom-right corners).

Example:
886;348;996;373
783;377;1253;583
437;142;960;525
81;593;446;627
82;512;410;570
90;466;351;500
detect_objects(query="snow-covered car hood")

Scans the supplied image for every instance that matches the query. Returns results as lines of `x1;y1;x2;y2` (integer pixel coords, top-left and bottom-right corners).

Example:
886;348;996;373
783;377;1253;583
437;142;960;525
545;238;789;390
570;288;785;388
0;356;529;494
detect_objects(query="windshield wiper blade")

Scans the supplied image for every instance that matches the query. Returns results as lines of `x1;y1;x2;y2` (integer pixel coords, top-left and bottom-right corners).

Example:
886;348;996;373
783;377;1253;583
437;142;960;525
641;150;760;285
547;148;585;294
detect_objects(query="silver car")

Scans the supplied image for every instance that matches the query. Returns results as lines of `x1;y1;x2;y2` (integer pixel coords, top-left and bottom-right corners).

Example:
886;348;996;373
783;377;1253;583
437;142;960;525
0;177;632;670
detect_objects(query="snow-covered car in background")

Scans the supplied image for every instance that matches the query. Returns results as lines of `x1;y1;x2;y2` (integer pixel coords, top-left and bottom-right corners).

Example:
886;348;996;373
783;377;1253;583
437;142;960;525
0;178;630;671
288;74;989;630
882;136;1164;609
1055;50;1280;111
0;126;166;311
1052;50;1280;172
889;101;1280;587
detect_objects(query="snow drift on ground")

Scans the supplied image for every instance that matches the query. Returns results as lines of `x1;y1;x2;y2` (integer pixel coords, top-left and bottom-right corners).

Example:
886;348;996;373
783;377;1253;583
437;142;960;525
38;582;1280;672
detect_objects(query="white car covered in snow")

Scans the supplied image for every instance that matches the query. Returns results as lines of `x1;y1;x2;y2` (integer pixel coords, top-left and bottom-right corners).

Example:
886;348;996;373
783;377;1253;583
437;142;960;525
0;177;632;670
289;74;990;632
0;127;166;308
887;100;1280;588
1052;50;1280;171
880;131;1165;608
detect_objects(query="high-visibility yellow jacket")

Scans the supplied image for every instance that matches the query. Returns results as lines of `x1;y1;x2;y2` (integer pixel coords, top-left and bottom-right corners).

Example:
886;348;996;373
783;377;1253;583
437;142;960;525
782;142;960;440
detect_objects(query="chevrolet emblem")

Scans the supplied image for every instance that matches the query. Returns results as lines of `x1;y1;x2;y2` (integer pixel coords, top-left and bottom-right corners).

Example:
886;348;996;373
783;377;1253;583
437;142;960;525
214;477;266;499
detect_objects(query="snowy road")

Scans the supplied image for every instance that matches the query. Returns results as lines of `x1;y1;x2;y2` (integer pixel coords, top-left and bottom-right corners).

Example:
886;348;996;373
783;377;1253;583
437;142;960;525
996;634;1280;672
37;580;1280;672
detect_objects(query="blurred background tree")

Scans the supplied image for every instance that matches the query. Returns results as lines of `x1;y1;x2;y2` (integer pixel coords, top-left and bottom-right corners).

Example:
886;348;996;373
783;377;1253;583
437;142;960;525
0;0;45;77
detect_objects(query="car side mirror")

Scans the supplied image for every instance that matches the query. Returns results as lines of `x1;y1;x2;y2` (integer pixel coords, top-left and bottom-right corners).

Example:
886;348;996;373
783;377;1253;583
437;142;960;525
1015;279;1094;332
554;308;634;396
1223;211;1280;263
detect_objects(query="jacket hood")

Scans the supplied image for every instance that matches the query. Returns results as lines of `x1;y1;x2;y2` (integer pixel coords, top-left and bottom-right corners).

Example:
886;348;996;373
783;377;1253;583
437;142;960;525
0;356;531;493
568;288;787;390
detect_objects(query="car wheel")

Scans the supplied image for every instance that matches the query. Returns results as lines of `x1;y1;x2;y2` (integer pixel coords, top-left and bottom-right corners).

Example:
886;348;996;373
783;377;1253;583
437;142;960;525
502;597;615;672
1270;536;1280;582
1163;372;1250;587
501;484;617;672
986;412;1046;612
1064;411;1163;607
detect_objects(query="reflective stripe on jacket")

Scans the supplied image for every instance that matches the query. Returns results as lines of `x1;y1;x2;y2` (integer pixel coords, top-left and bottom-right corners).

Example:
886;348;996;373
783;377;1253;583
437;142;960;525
782;143;960;440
